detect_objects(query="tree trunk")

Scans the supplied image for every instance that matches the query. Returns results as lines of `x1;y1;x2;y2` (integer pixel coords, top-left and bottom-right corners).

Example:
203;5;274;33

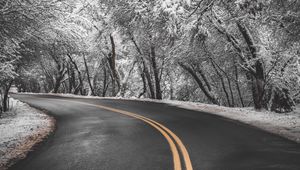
143;63;155;99
67;65;72;93
236;22;266;109
67;54;83;95
150;46;162;99
167;71;174;100
1;80;13;113
138;65;147;98
211;61;232;106
118;60;136;97
197;67;212;91
53;75;63;93
234;60;245;107
53;63;65;93
83;55;95;96
130;34;155;99
67;63;75;93
211;58;235;107
2;90;9;112
179;62;219;105
102;66;108;97
108;34;120;96
252;61;265;109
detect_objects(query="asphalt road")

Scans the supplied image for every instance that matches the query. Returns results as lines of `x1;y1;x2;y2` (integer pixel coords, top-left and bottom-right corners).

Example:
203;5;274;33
9;94;300;170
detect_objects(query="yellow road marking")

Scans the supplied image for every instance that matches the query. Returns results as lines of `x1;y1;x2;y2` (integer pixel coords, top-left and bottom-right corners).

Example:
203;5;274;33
47;98;193;170
91;103;182;170
142;117;193;170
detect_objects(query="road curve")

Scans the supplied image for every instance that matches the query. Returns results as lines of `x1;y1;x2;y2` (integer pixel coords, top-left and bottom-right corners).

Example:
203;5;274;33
9;94;300;170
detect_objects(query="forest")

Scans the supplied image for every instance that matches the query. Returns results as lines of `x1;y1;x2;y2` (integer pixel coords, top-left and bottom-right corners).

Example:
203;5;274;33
1;0;300;113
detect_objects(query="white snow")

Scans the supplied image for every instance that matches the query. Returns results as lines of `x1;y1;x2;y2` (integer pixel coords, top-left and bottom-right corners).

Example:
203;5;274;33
0;97;54;169
8;85;18;93
22;92;300;143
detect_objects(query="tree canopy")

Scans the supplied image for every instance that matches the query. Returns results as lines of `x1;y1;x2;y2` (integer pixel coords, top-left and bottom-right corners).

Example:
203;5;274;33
1;0;300;113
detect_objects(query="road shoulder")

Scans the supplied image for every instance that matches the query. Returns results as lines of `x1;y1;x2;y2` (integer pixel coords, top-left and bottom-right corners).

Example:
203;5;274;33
0;98;55;170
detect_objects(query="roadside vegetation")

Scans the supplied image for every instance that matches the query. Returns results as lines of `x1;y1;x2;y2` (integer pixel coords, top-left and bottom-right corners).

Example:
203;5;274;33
1;0;300;114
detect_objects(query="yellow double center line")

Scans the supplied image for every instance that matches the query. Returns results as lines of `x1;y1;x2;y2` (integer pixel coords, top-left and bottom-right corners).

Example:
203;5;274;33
59;99;193;170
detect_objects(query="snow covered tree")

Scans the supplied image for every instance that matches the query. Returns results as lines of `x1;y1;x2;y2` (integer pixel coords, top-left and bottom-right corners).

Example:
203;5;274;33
3;0;299;113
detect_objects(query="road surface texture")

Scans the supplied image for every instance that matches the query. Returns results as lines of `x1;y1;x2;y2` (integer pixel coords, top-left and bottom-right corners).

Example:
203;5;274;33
9;94;300;170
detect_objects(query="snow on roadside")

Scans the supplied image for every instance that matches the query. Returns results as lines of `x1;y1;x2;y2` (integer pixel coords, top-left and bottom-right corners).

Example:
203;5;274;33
0;98;55;170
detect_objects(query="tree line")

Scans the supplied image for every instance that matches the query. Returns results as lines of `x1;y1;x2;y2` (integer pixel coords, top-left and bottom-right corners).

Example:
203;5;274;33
1;0;300;113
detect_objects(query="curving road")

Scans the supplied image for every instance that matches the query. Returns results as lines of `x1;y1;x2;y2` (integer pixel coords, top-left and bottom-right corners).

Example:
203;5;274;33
9;94;300;170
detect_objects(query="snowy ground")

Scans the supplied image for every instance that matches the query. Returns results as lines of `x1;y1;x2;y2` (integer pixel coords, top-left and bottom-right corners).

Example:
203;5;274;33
23;93;300;143
0;97;54;170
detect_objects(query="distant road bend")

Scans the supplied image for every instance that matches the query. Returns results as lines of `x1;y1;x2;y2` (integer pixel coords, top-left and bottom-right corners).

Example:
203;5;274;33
10;94;300;170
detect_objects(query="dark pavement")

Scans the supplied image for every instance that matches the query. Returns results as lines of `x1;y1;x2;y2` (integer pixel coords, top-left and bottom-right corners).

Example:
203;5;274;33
9;94;300;170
